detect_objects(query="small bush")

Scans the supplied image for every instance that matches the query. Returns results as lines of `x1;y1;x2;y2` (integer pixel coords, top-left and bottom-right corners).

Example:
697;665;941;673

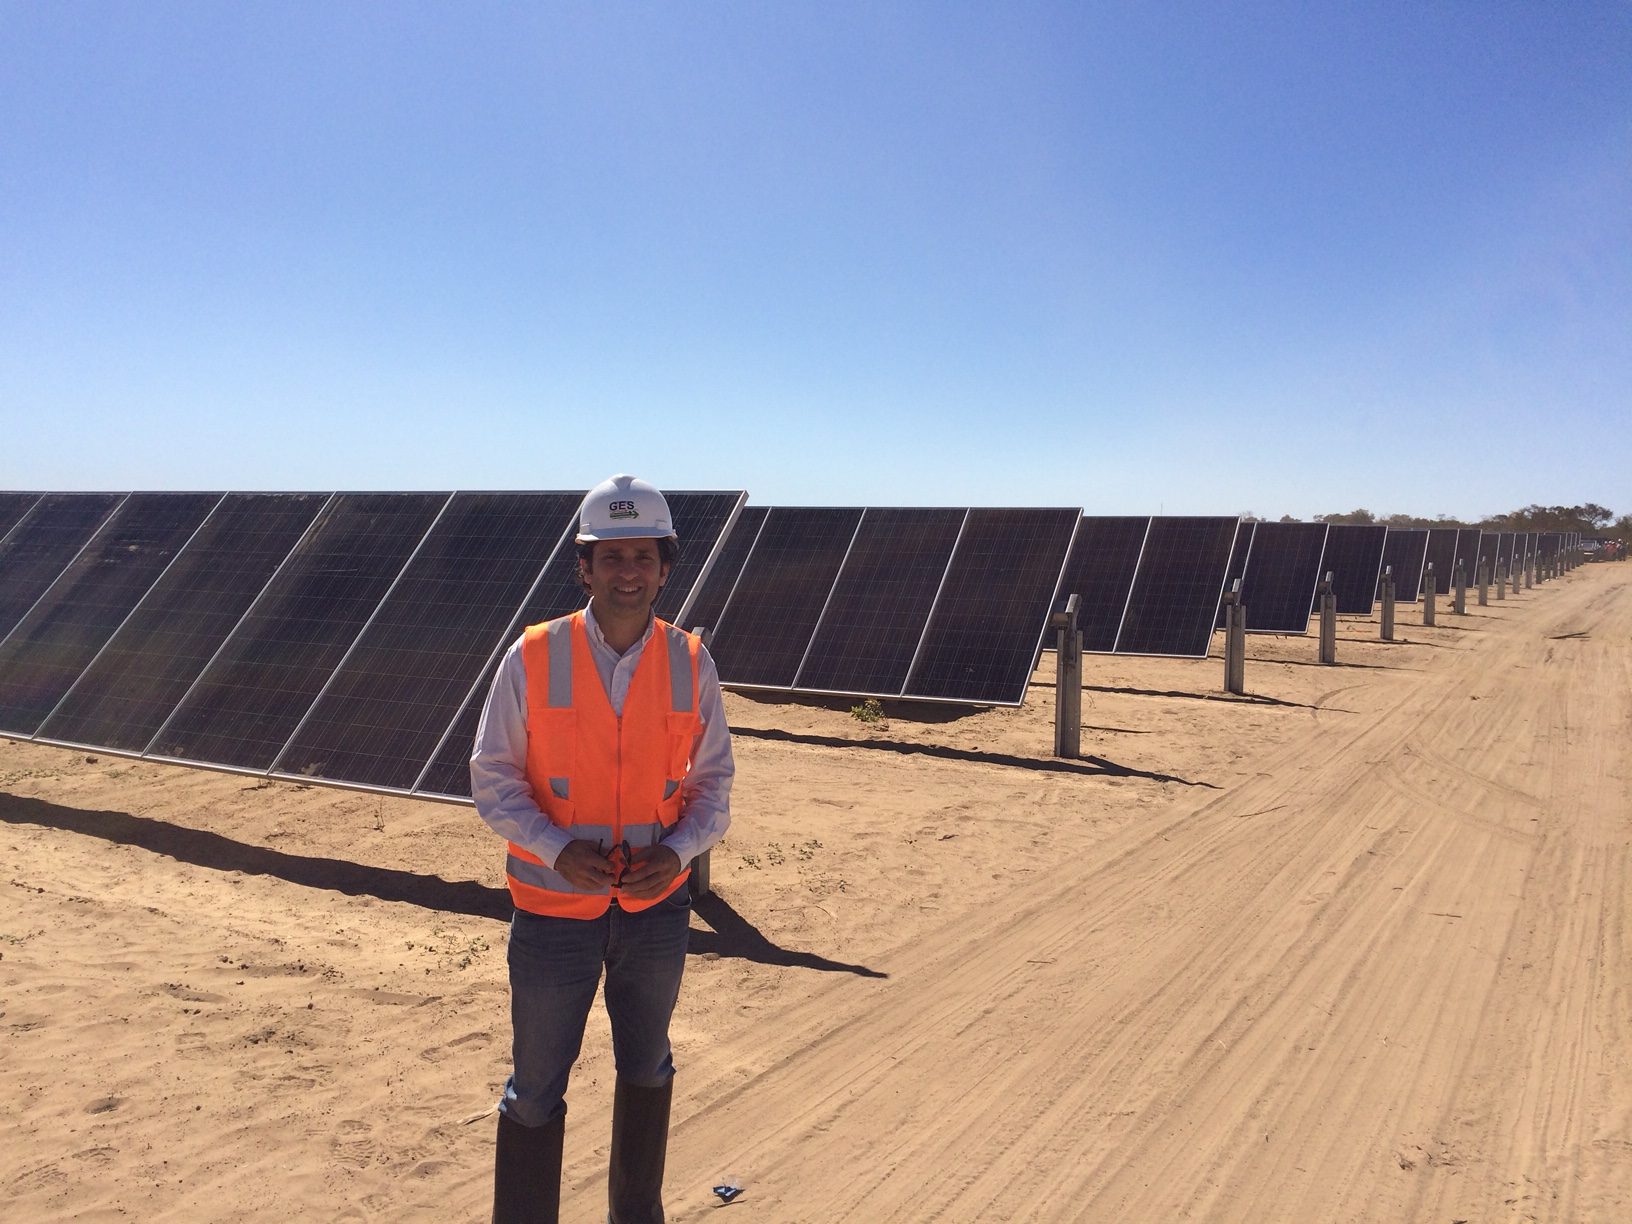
849;698;885;725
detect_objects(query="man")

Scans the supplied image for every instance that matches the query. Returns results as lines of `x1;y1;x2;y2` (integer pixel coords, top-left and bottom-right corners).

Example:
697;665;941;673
472;474;734;1224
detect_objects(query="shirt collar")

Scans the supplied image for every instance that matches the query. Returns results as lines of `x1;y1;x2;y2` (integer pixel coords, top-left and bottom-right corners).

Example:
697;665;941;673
583;602;655;655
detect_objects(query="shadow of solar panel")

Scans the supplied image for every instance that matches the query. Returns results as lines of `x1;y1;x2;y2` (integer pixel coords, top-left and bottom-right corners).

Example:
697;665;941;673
1376;529;1427;604
36;493;329;753
0;493;221;734
1053;516;1151;652
1239;522;1327;634
1420;529;1457;597
679;506;766;638
0;493;42;542
149;492;449;771
1114;517;1240;657
0;492;125;642
271;492;581;790
903;508;1078;704
412;492;746;800
1316;524;1386;615
792;507;965;695
709;507;863;689
1214;520;1254;631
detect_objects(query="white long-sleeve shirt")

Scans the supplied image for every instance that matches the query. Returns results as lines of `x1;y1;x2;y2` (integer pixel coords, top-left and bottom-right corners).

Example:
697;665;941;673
470;604;734;870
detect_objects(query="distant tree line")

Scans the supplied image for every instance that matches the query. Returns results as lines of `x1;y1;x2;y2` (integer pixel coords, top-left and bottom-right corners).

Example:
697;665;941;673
1299;504;1630;542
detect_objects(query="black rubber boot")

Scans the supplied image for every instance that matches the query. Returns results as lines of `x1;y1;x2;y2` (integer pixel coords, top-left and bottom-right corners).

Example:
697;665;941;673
608;1078;673;1224
493;1111;563;1224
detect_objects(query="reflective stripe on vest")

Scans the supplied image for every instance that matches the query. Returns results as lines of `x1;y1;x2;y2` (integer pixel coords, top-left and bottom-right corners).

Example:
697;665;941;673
508;610;702;919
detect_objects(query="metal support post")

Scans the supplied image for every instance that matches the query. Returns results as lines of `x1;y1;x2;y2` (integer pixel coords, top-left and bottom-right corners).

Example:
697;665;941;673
1318;575;1337;664
1475;560;1487;607
1052;594;1082;759
1454;561;1467;615
1423;565;1437;626
1380;567;1395;641
1496;562;1507;599
1526;556;1534;589
1223;581;1245;695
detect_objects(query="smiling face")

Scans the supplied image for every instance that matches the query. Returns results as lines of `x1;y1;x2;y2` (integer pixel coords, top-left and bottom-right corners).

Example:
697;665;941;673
579;538;671;619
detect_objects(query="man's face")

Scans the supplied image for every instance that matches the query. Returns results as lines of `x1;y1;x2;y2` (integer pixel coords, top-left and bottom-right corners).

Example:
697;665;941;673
580;539;670;615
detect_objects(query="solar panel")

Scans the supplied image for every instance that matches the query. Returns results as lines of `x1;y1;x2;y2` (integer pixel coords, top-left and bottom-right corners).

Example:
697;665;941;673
1238;521;1328;634
270;492;581;791
0;493;42;542
411;491;747;800
680;505;767;637
1451;528;1484;584
1377;529;1427;603
35;493;330;753
903;508;1079;703
0;493;221;735
792;507;966;695
0;492;125;642
1316;524;1386;615
709;507;865;689
148;492;450;771
1420;528;1458;596
1053;516;1152;652
1214;520;1254;631
1114;517;1241;657
1498;531;1517;577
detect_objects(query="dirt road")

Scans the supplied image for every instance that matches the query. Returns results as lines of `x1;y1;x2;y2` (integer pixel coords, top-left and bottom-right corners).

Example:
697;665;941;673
639;563;1632;1222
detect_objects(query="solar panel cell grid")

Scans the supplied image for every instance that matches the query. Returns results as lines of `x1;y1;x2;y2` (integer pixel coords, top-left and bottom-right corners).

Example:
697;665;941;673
680;506;766;638
793;507;966;695
0;493;42;543
0;492;125;643
37;493;329;753
1451;529;1484;583
1376;529;1427;604
150;492;450;771
709;507;864;689
272;492;581;791
1239;521;1327;634
0;492;221;735
1054;516;1151;652
1114;517;1240;657
1420;529;1458;597
1317;524;1386;615
903;507;1078;704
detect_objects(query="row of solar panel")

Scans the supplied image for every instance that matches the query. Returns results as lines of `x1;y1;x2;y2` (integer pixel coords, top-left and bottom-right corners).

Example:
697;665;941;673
0;491;1578;807
0;491;745;801
685;511;1246;704
1215;523;1555;636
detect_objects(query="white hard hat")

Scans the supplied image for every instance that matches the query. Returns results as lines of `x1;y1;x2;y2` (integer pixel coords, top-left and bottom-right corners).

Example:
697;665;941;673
575;474;678;544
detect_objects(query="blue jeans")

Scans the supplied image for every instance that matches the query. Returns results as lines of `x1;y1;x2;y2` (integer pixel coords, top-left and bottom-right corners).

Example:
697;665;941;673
500;887;691;1128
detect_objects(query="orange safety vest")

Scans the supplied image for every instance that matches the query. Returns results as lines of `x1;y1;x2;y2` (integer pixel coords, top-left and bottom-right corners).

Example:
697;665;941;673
506;610;702;919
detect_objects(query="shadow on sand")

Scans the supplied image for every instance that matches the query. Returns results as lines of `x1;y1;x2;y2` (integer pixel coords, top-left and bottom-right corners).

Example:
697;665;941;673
0;792;883;977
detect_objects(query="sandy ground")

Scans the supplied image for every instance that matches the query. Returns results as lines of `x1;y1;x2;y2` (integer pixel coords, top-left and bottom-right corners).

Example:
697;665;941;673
3;562;1629;1222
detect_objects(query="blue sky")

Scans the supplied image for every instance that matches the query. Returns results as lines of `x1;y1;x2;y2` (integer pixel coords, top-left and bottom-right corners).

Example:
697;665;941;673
2;2;1627;519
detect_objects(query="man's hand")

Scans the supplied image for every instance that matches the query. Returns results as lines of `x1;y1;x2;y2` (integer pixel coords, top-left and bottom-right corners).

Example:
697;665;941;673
617;845;683;901
554;839;617;890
